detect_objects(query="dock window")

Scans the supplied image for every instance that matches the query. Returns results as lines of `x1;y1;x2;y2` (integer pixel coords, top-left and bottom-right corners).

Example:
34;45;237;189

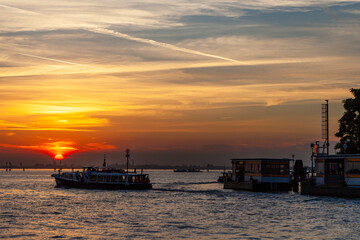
245;162;260;173
262;163;289;175
325;162;343;175
316;162;324;175
345;161;360;174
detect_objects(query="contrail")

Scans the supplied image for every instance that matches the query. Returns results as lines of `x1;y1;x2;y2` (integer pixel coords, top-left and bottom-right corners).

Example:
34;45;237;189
0;4;40;15
17;53;95;68
90;27;240;63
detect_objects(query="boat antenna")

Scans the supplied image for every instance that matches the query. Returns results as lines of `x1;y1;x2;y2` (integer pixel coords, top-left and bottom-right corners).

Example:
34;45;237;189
103;154;106;168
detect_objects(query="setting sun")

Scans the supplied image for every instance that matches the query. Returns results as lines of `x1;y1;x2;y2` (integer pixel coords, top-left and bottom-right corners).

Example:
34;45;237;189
54;154;64;160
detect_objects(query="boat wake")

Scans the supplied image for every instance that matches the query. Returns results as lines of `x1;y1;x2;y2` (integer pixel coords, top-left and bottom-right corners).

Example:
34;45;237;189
152;187;226;196
152;181;218;185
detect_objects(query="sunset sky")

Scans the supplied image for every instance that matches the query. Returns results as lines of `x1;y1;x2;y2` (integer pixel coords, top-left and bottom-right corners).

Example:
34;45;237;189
1;0;360;167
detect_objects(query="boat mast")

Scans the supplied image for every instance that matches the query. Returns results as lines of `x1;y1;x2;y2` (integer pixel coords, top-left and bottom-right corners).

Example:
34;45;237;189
103;154;106;167
126;149;130;173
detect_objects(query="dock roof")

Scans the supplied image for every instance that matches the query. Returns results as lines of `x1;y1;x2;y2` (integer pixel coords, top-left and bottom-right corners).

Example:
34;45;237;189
315;154;360;159
231;158;292;162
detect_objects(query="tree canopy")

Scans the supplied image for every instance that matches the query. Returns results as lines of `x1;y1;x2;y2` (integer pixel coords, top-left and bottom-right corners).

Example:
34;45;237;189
335;88;360;154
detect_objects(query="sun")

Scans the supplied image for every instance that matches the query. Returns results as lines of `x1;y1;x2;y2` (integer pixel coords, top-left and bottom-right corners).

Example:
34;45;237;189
54;154;64;160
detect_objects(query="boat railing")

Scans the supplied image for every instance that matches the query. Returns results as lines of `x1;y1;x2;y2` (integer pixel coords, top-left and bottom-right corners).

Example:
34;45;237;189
85;172;150;184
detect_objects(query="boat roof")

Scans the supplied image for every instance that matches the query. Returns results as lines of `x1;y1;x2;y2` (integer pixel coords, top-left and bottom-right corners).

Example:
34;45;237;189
231;158;292;162
91;172;149;176
63;171;149;176
315;154;360;159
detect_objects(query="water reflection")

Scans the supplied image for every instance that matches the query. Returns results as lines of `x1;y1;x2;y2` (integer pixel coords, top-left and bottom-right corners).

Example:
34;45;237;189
1;170;360;239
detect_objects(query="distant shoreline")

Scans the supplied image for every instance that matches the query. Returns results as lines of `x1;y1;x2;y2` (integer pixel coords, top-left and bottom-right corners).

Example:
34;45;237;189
0;167;228;171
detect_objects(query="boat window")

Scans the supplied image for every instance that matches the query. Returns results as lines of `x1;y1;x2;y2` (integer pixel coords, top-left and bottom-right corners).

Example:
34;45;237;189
63;173;73;179
105;175;111;182
98;175;103;182
111;176;117;182
128;176;133;183
90;175;97;181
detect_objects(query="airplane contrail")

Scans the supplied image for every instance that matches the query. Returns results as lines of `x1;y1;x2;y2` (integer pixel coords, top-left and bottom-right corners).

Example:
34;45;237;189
17;53;95;68
89;27;240;63
0;4;40;15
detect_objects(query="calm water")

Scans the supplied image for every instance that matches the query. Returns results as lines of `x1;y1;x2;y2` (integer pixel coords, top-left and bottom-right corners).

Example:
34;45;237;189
1;170;360;239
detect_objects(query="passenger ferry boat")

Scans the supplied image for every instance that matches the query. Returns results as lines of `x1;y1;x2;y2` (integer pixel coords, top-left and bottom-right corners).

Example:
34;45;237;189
51;167;152;190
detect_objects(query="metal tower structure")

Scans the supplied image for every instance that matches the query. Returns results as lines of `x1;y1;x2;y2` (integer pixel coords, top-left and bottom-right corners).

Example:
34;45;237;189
103;154;107;167
321;100;329;155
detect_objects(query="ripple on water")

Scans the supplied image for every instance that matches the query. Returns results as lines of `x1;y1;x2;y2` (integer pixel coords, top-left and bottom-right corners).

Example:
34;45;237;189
1;170;360;239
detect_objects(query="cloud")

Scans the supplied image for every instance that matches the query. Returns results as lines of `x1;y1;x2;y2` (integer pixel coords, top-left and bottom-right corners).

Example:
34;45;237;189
2;0;356;35
17;53;95;68
85;142;117;151
342;9;360;15
0;4;39;16
0;140;116;157
89;27;240;63
0;141;78;157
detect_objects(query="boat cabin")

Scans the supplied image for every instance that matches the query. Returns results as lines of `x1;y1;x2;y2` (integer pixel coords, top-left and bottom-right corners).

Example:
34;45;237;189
315;154;360;186
52;166;152;190
224;158;292;191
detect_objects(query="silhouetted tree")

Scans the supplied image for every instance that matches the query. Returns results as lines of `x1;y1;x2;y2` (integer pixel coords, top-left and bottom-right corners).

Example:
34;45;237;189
335;88;360;154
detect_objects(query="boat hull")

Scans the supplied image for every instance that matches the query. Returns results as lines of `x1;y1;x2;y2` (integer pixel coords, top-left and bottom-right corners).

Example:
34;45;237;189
54;177;152;190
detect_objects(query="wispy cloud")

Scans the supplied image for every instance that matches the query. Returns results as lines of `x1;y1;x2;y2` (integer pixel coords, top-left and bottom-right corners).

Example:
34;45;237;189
0;4;39;16
0;140;116;157
0;141;78;157
90;27;240;63
17;53;95;68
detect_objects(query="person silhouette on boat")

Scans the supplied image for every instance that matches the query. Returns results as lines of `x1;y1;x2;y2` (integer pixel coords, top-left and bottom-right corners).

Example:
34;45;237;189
83;169;93;184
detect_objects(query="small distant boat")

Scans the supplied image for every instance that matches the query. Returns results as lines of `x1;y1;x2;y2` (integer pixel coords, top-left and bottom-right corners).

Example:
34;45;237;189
174;168;187;172
217;175;224;183
187;168;201;172
51;167;152;190
174;168;201;172
217;171;231;183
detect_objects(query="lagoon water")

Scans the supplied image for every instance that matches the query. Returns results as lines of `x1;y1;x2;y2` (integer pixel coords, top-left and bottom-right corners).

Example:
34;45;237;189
1;169;360;239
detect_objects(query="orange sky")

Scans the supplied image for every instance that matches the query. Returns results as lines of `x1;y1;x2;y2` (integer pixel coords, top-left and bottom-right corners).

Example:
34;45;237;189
1;1;360;166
